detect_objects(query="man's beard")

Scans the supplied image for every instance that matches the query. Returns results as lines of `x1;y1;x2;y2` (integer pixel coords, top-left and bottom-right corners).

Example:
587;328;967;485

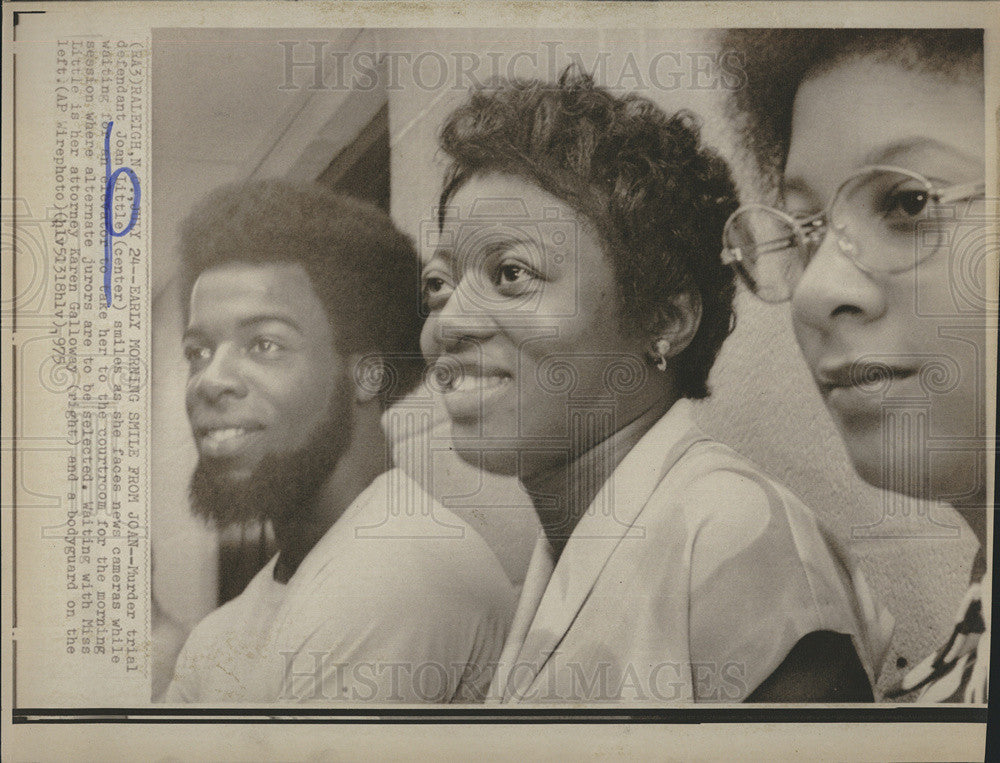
189;389;353;530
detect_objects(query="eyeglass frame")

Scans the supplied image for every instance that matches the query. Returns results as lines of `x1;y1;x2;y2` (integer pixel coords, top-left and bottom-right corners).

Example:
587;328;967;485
719;164;986;302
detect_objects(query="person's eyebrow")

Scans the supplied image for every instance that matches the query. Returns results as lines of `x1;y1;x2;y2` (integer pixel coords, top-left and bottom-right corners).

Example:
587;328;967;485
779;176;821;206
466;227;537;257
181;315;305;345
862;137;981;168
781;138;981;203
181;326;208;344
480;232;531;255
425;246;453;269
238;315;304;334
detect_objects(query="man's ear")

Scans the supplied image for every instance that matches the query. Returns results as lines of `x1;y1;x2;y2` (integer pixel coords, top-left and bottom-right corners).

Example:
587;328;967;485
647;290;702;360
349;353;386;405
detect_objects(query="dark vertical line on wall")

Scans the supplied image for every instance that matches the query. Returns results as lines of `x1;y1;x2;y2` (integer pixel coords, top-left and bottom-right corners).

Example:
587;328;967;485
12;51;17;336
12;345;17;632
11;641;17;709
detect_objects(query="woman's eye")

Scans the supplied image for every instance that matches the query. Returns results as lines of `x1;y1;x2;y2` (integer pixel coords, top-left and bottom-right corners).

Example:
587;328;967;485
879;180;931;219
495;262;539;294
422;273;454;311
499;264;527;283
886;188;930;218
250;337;282;355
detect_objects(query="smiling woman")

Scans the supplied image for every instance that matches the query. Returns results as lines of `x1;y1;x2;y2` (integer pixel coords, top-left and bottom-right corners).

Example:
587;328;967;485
422;66;892;703
422;174;653;483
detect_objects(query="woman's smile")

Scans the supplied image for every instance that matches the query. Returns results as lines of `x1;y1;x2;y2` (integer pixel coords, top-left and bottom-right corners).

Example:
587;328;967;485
437;361;515;422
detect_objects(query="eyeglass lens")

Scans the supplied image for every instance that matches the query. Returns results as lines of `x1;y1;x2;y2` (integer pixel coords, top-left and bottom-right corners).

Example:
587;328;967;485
725;169;945;302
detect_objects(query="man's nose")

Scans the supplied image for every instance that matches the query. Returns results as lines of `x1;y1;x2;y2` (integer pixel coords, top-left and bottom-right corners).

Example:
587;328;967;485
190;344;248;404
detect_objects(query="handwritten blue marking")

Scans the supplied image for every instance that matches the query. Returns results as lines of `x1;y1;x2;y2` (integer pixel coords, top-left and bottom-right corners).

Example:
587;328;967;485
103;121;140;307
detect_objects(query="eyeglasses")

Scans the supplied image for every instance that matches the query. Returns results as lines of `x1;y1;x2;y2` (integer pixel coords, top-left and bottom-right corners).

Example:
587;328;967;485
720;165;985;303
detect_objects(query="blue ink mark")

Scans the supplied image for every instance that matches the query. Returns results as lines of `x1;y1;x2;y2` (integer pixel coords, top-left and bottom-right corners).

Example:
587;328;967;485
103;121;140;307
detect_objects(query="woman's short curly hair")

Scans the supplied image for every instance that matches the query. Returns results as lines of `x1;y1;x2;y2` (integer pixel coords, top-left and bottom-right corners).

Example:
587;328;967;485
438;66;740;400
722;28;984;183
179;179;424;405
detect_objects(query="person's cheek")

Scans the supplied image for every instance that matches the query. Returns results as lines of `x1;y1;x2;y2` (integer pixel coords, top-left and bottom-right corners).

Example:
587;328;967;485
419;313;440;362
790;318;822;380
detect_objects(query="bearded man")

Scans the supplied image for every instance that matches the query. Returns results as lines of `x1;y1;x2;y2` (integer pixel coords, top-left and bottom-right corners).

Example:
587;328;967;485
164;180;515;703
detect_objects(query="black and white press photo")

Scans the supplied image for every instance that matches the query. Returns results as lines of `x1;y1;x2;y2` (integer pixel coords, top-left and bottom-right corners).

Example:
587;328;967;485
4;3;996;760
149;25;990;705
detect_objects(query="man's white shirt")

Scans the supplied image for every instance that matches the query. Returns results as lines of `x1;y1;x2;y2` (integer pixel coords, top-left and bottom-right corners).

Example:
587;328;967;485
165;468;517;703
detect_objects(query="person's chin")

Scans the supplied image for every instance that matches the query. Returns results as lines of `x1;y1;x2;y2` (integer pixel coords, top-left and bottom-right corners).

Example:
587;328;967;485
831;419;891;489
847;450;890;493
928;450;987;508
195;454;259;485
449;431;520;476
840;424;942;502
189;458;265;528
446;413;521;472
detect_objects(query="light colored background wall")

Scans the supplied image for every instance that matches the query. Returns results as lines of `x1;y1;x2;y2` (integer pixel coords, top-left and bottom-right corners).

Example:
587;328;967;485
151;27;379;625
152;27;979;698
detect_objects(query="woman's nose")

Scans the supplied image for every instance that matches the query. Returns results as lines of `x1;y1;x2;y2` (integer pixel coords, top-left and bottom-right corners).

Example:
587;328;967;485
190;345;248;404
790;228;888;331
426;274;499;354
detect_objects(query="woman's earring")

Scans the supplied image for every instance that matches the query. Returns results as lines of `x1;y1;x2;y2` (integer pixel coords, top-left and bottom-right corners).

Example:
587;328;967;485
653;338;671;372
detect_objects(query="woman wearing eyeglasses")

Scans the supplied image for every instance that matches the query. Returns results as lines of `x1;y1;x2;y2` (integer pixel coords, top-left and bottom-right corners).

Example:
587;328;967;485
421;67;889;703
722;29;989;702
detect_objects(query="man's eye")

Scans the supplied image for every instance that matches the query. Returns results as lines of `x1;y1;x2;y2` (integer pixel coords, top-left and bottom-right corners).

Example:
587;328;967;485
422;273;454;311
184;345;211;363
250;337;282;354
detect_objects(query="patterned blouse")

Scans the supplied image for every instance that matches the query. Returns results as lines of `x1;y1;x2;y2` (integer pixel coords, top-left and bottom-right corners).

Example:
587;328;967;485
887;577;988;703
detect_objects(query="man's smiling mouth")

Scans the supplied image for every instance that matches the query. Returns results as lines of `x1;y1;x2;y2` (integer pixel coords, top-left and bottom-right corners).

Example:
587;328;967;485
194;424;265;458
